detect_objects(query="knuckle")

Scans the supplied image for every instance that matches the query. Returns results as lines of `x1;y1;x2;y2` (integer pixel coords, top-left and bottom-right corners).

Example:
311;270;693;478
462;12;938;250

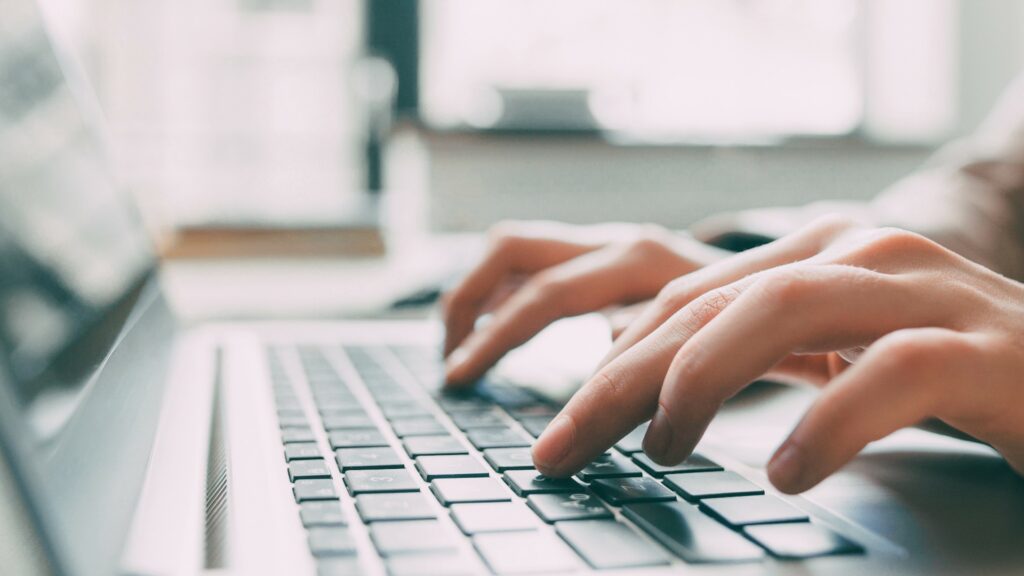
654;277;694;312
870;329;979;416
527;271;570;307
624;224;674;256
804;213;861;239
587;369;630;406
857;227;942;258
444;287;469;310
750;268;816;309
875;330;954;371
675;285;741;336
486;221;526;251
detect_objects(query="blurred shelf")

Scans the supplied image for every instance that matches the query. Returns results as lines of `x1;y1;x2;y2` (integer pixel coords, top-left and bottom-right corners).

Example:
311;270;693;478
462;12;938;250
161;223;385;260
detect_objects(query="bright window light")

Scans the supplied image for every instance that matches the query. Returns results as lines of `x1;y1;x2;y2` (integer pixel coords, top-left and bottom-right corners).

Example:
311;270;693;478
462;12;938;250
422;0;864;140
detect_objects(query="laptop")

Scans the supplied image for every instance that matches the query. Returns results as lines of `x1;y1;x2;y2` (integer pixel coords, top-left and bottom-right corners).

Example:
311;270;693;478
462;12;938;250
2;1;1024;574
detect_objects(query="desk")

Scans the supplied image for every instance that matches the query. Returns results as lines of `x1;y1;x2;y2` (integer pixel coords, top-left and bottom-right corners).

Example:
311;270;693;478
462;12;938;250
160;233;480;323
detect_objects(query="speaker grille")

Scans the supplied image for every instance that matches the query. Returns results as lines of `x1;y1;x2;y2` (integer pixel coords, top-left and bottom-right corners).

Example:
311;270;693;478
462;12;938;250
204;348;229;569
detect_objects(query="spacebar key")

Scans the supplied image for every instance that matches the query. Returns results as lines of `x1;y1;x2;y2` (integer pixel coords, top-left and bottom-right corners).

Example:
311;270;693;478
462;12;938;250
623;501;765;563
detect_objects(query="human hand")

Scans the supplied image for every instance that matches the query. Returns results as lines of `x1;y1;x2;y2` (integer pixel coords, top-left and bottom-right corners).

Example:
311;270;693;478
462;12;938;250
531;216;1024;493
604;300;654;340
442;221;730;386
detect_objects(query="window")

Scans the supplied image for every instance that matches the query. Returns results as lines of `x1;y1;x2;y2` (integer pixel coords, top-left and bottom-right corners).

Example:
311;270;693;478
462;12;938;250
421;0;956;142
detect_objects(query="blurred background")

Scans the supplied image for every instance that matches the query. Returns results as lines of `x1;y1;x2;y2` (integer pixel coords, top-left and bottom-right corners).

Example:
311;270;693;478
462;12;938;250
32;0;1024;240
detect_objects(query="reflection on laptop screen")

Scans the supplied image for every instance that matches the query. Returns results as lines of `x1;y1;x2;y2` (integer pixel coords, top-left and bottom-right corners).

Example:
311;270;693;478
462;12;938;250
0;0;154;416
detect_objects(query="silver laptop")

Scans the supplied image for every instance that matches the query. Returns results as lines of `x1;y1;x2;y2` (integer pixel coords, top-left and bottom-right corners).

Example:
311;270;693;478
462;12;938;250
2;1;1024;575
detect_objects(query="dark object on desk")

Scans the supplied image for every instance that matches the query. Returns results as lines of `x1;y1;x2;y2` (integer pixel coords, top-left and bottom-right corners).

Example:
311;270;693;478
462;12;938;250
389;285;443;309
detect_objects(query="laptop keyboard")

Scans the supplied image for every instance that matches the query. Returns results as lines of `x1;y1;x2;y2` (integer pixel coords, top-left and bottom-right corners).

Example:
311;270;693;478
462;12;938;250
268;345;864;575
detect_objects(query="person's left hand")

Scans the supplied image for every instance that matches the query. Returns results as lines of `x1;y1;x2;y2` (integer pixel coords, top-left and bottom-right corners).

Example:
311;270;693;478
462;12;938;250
531;217;1024;494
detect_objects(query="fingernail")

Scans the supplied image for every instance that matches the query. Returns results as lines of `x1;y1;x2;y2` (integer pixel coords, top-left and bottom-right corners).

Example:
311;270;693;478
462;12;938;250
768;442;805;493
643;408;674;462
532;415;575;474
444;348;469;381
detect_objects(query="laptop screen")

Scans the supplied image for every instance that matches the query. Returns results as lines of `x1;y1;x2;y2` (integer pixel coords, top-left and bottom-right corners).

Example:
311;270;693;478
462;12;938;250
0;3;170;574
0;0;155;425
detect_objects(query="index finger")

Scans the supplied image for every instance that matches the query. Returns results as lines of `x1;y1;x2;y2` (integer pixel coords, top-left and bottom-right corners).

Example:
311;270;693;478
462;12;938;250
645;266;941;465
443;228;596;355
530;281;750;477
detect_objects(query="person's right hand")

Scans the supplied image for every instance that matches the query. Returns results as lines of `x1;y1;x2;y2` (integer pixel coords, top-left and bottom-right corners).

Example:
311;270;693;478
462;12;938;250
443;221;731;386
529;215;1024;494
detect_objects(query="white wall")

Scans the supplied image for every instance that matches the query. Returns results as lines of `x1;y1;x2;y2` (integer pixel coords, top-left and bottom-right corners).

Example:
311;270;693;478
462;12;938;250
423;134;931;231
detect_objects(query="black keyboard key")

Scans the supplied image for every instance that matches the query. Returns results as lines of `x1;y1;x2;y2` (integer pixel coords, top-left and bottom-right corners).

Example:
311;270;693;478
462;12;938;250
527;492;612;523
275;390;300;402
577;452;642;481
307;371;351;385
431;477;512;505
319;407;368;418
614;423;649;454
480;384;538;409
285;443;322;461
451;502;537;534
335;447;403;471
356;492;436;522
504;470;583;496
557;520;670;569
309;381;354;392
289;459;332;481
403;435;468;457
467;428;531;450
744;523;864;559
344;469;420;494
590;477;675;505
328;429;387;449
381;403;431;420
317;557;362;576
415;455;488;480
474;531;580;574
294;479;339;502
301;501;347;527
321;413;376;430
276;397;302;411
436;395;494;413
663;471;764;502
623;501;765;563
700;494;809;527
278;415;309;428
509;404;558;419
308;527;357;557
278;407;306;419
370;519;458;556
281;427;317;444
375;396;419;407
392;417;447;437
362;383;405;401
450;410;506;430
315;398;363;412
483;448;534;472
386;553;478;576
632;452;722;476
518;415;553;438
